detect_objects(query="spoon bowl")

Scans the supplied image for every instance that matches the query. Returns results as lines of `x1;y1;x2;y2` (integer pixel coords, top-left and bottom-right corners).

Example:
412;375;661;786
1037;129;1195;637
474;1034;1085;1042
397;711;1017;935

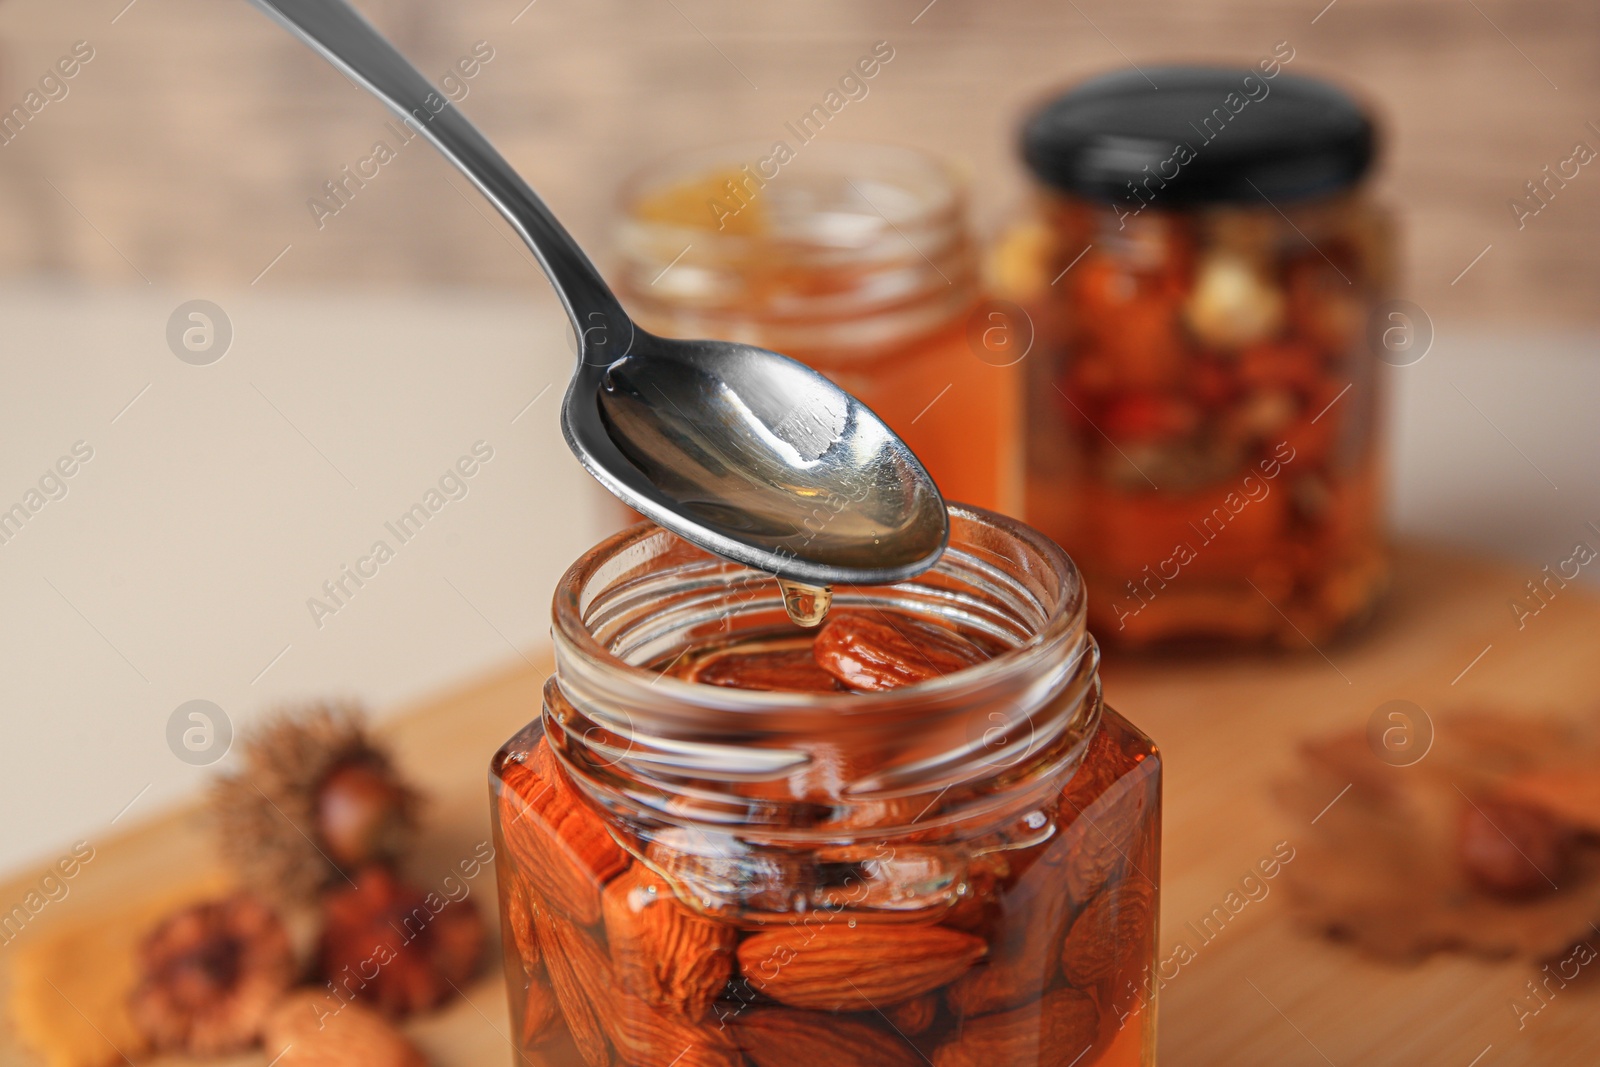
248;0;949;585
571;332;947;583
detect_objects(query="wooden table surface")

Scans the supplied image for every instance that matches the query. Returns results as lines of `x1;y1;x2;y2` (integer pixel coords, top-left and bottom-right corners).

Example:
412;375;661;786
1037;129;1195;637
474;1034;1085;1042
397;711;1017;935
3;542;1596;1067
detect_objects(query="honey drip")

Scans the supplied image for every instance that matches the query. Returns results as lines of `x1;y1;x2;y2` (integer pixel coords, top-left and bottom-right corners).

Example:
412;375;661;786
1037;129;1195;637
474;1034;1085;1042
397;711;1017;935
777;579;832;628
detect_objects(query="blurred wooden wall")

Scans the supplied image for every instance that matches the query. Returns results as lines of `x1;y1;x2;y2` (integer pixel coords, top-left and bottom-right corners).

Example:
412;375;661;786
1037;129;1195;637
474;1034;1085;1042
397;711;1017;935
0;0;1595;326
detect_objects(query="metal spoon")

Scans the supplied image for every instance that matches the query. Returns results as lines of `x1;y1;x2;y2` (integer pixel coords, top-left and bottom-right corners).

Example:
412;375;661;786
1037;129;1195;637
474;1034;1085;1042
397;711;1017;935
247;0;949;586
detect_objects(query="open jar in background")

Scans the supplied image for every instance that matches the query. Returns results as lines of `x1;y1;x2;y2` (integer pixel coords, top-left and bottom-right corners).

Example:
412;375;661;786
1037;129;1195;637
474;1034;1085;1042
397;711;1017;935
1000;66;1392;648
613;142;1022;515
491;506;1160;1066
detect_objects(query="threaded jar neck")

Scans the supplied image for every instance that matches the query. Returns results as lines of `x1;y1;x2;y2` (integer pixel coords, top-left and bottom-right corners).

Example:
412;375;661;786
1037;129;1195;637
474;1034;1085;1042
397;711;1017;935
546;507;1100;846
613;141;979;357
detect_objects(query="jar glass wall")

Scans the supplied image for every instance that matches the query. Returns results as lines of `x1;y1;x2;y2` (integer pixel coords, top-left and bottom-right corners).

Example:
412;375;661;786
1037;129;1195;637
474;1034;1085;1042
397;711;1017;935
491;508;1160;1066
613;142;1022;515
1010;68;1391;648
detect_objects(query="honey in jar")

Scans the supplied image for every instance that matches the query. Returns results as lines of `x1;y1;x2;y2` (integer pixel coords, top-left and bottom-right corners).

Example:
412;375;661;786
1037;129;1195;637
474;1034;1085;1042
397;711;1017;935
1001;66;1393;648
492;507;1160;1066
613;142;1022;515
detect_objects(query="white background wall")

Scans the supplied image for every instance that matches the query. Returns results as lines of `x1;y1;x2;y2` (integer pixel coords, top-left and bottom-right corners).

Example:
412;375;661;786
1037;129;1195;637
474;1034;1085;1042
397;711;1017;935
0;287;605;872
2;283;1596;873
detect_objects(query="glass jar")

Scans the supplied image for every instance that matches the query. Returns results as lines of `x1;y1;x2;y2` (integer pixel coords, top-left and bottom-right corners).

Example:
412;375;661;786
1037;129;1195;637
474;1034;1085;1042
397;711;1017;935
490;507;1160;1066
1002;66;1391;648
613;142;1022;515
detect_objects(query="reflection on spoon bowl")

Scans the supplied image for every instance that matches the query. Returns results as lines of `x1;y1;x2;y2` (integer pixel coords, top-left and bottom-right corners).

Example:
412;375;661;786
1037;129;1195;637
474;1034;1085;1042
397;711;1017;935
570;334;948;584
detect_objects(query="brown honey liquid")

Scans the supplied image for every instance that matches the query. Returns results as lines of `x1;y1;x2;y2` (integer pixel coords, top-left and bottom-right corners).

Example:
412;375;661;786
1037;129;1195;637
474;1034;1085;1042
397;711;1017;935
623;169;1022;516
495;502;1157;1064
492;704;1161;1067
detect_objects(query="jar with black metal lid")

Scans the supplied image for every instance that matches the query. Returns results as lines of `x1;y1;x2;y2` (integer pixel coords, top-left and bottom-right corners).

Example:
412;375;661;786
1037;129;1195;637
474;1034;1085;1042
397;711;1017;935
998;63;1393;649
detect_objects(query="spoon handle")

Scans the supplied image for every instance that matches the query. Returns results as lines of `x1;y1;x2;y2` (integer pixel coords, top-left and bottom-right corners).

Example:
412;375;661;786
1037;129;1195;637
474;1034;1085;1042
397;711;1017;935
249;0;629;337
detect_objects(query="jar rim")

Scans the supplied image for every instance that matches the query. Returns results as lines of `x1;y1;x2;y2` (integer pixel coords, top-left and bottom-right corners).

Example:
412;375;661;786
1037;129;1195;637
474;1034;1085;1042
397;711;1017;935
548;506;1099;838
615;138;967;253
611;140;979;357
551;504;1087;712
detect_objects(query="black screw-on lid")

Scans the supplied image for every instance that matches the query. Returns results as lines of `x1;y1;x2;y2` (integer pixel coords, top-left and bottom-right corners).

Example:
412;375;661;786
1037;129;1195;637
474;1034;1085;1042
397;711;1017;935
1021;66;1375;208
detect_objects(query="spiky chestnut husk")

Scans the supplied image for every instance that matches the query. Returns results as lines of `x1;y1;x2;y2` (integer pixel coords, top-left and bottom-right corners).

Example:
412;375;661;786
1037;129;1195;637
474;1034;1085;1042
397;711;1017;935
211;703;421;905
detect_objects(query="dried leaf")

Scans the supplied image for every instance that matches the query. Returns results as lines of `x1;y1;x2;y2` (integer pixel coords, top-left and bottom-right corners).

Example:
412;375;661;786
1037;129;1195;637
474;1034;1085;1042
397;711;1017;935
1275;709;1600;962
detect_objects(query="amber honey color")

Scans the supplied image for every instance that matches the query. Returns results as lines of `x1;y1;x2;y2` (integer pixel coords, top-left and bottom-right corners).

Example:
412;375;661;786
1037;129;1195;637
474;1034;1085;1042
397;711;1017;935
491;608;1160;1067
615;148;1022;514
1014;195;1390;647
788;309;1020;518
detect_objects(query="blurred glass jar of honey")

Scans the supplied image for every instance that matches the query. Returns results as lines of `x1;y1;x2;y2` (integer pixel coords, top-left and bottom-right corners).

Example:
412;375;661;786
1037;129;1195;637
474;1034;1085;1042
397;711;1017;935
614;142;1022;515
995;66;1394;649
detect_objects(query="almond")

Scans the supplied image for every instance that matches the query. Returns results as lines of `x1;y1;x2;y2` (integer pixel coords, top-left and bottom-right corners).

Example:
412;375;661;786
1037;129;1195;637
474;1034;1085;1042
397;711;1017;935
507;885;561;1044
945;914;1062;1017
812;612;988;691
738;920;985;1012
735;1007;924;1067
1061;876;1155;989
603;865;736;1019
1058;721;1128;819
521;973;561;1049
885;994;939;1037
1062;773;1148;906
604;991;744;1067
498;738;632;926
682;640;845;692
508;880;541;970
940;927;1056;1017
946;840;1074;1016
551;910;740;1067
261;991;427;1067
541;916;614;1067
933;988;1099;1067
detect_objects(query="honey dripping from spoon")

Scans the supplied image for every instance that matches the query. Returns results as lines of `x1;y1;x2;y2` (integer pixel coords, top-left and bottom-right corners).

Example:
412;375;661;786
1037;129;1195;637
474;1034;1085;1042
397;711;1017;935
777;579;832;628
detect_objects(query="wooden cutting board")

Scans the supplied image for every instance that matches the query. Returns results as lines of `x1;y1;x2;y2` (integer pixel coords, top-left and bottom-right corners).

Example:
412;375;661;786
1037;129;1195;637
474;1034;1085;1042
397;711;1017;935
1;544;1593;1067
